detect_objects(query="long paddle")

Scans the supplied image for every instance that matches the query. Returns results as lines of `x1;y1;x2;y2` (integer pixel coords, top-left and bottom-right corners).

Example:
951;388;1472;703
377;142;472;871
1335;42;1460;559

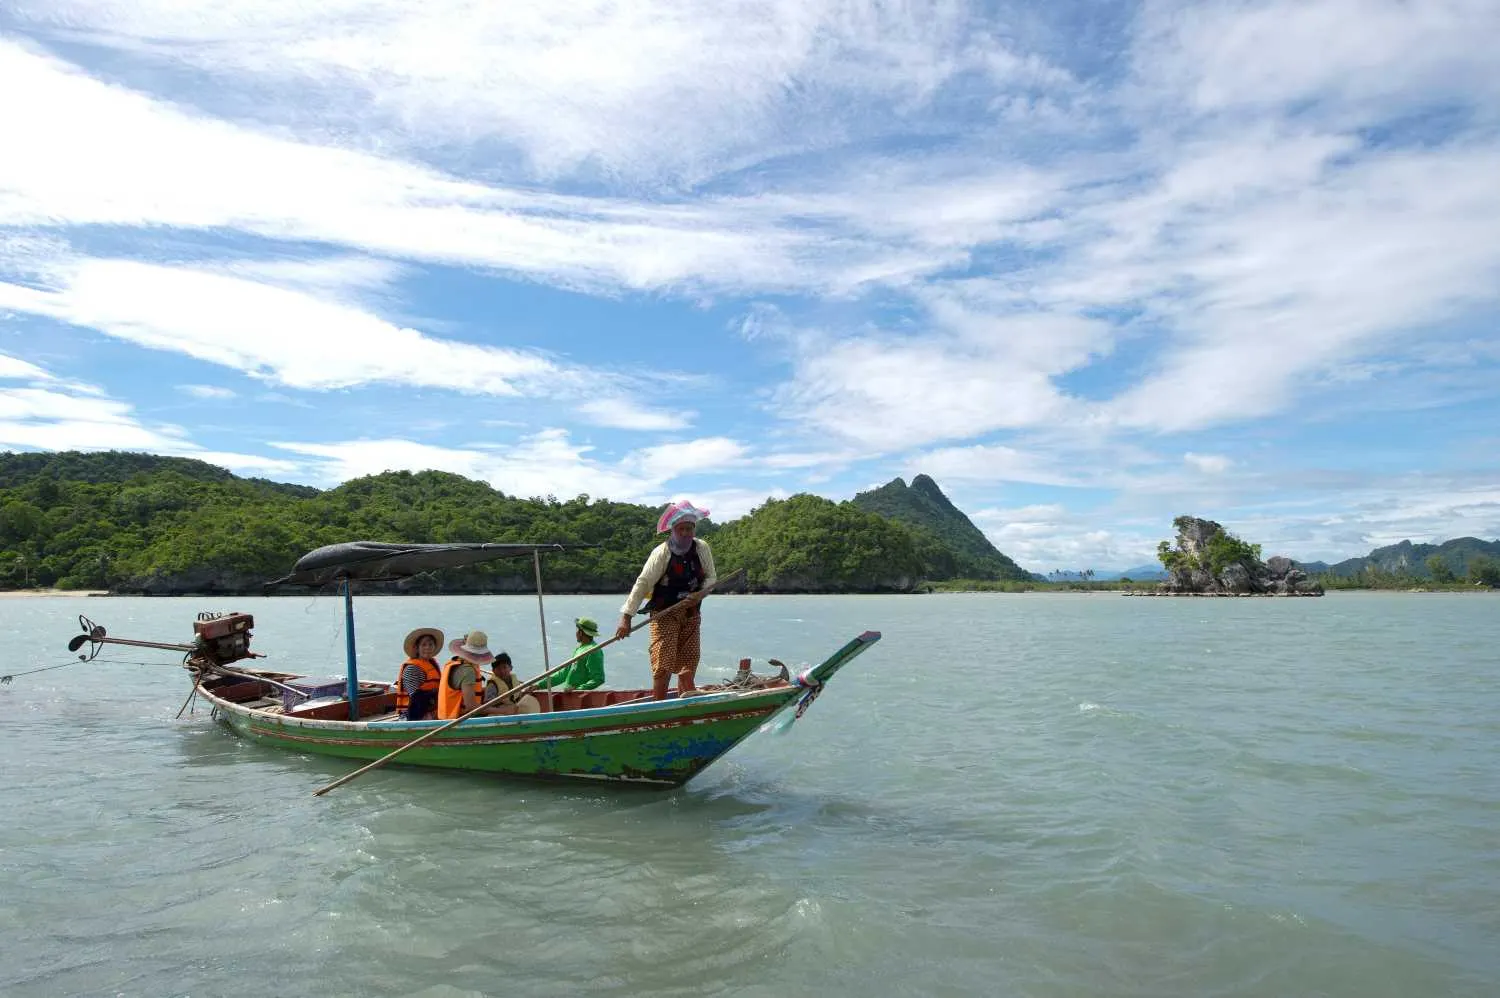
312;568;744;797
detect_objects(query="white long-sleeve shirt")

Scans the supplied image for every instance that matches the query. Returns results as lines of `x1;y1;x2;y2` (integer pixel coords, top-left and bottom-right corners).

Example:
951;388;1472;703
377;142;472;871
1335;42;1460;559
619;538;717;615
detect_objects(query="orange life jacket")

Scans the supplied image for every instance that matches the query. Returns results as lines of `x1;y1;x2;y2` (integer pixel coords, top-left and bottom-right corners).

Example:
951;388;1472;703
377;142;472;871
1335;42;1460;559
437;656;485;720
394;656;441;715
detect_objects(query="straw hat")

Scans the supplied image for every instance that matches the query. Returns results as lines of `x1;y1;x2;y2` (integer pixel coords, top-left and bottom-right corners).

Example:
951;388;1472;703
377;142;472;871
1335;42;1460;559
574;617;600;638
449;630;495;666
403;627;444;658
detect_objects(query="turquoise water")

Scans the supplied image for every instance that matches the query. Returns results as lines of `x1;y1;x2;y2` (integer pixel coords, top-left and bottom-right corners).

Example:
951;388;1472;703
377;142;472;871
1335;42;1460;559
2;592;1496;996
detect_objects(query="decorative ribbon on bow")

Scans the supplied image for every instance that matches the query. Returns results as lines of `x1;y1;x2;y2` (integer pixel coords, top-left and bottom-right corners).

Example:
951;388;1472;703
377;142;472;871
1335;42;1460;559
760;666;822;736
792;668;824;719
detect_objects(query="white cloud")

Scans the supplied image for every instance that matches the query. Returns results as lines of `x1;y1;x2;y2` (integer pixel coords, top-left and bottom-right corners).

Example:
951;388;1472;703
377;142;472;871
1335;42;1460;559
775;329;1073;451
7;0;1045;184
970;503;1158;570
215;255;404;302
180;384;236;400
6;257;555;394
0;373;298;473
273;430;658;502
1183;452;1231;474
629;437;749;481
1133;0;1500;120
578;397;687;432
0;353;52;382
681;487;792;522
0;40;1027;298
0;386;189;451
182;451;302;476
1093;142;1500;432
267;430;810;515
907;443;1081;487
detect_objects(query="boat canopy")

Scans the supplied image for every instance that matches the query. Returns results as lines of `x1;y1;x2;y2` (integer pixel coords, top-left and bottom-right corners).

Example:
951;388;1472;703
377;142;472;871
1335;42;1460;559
268;541;568;587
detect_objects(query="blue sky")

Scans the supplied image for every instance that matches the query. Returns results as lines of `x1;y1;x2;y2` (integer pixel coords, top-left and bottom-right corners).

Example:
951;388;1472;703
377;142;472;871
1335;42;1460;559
1;0;1498;571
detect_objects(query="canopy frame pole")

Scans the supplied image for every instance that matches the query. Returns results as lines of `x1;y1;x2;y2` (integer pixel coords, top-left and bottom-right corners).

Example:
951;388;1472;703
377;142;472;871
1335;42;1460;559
533;549;551;673
342;577;359;721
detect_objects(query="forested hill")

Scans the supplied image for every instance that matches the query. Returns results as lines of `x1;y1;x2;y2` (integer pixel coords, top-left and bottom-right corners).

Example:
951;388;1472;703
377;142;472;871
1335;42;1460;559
851;475;1032;581
0;450;1024;595
1295;537;1500;579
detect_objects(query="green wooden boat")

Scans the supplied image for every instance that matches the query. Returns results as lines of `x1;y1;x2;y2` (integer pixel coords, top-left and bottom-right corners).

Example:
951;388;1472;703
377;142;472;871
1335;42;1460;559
65;540;881;788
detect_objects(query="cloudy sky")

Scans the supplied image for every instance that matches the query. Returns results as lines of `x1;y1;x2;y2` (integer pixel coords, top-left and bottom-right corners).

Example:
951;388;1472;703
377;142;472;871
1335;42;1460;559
2;0;1498;571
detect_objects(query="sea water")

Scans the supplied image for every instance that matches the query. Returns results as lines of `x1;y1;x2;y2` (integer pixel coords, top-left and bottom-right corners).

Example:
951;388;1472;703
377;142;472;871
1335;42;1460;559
1;592;1496;997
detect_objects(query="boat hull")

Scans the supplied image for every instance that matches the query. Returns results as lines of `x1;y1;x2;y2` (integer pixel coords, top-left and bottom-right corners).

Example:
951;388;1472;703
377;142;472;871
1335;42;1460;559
210;689;792;786
201;631;881;787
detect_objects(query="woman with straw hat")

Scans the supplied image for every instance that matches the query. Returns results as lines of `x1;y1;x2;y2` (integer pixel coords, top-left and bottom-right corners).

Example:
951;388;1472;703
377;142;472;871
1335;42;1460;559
615;500;717;700
437;629;493;720
394;626;444;720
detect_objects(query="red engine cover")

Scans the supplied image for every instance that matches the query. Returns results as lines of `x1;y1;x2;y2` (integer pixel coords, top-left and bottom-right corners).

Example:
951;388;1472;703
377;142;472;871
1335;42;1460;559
194;613;254;640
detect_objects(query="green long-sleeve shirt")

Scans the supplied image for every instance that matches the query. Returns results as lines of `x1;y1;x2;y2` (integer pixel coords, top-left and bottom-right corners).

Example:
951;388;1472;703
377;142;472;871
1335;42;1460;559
539;641;605;691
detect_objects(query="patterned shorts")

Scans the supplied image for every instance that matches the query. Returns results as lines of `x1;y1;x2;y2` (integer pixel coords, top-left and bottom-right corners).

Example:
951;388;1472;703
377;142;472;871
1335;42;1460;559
649;608;701;678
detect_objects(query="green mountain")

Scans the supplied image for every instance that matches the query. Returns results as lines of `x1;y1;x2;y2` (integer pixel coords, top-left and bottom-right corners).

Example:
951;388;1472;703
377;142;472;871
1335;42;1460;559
0;450;1009;594
850;474;1031;581
711;494;925;592
1297;537;1500;579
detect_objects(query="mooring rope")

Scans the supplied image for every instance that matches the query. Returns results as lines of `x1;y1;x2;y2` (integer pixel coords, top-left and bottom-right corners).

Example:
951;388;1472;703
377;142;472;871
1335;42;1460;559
1;655;192;685
0;661;78;684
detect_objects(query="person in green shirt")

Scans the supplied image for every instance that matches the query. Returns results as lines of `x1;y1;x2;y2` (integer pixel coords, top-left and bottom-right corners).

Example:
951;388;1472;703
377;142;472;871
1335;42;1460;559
539;617;606;692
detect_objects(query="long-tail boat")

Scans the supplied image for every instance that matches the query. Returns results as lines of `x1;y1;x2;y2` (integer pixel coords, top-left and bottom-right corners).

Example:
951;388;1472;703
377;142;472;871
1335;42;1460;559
63;541;880;788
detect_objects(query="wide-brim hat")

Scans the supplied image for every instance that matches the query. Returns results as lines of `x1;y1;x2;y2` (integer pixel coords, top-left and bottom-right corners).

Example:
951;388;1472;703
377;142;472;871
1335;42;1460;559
403;627;444;658
449;630;495;665
574;617;599;637
657;500;710;533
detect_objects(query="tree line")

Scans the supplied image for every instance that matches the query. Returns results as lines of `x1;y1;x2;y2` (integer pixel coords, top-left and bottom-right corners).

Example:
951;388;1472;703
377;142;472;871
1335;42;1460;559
0;451;1019;594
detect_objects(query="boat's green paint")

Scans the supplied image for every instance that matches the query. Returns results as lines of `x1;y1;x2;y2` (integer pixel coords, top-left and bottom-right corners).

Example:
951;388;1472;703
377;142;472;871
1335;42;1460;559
201;631;880;787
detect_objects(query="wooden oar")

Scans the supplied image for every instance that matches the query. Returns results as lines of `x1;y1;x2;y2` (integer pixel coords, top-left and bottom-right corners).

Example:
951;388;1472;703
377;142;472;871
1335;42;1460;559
312;568;745;797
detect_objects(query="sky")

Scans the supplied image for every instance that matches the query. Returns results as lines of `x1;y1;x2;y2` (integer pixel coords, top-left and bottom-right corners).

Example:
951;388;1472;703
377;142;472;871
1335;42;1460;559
1;0;1498;572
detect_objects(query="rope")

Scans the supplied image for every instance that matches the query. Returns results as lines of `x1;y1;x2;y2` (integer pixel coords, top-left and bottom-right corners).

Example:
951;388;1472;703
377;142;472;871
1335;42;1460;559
2;655;199;684
0;661;79;684
175;671;204;718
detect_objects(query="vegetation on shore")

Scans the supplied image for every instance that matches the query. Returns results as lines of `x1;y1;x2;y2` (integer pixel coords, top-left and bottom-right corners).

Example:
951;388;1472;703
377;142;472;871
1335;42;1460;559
2;451;1493;595
1312;559;1499;590
0;451;1026;595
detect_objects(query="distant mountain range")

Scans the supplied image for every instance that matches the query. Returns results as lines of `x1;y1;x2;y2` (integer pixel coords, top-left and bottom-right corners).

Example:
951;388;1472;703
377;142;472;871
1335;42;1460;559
1054;538;1500;582
1293;537;1500;578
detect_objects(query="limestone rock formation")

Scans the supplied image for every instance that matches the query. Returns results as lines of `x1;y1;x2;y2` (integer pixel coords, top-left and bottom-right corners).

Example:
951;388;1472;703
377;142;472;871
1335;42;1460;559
1155;516;1323;597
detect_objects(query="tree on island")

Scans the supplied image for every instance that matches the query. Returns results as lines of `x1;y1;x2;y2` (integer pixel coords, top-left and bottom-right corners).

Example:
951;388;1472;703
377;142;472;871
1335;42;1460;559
1468;554;1500;587
1425;554;1455;584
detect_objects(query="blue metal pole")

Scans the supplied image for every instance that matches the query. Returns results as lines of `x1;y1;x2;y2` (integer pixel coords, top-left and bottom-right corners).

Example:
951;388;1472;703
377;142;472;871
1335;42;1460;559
343;578;359;720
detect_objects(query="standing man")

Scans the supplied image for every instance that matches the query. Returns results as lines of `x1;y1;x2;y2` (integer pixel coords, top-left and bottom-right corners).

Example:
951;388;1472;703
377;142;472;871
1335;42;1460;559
538;618;607;693
616;501;716;700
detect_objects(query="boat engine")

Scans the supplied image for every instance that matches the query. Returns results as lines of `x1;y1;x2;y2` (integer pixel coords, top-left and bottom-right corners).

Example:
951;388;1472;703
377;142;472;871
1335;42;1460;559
193;612;256;665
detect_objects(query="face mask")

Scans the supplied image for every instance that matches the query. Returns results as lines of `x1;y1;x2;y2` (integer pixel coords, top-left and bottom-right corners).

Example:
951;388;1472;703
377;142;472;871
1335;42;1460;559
668;532;694;555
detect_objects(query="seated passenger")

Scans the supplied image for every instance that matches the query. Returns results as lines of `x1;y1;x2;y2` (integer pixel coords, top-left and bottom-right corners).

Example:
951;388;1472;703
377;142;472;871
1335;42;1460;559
395;627;443;721
537;617;607;694
480;652;541;715
437;630;492;720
